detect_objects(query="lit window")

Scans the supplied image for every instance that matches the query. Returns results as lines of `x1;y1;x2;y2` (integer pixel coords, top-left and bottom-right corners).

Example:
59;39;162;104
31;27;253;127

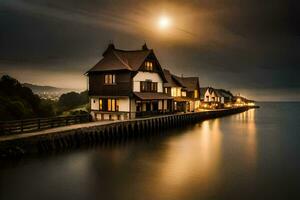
108;99;111;111
145;61;153;71
194;90;199;98
107;98;119;111
171;87;181;97
99;99;102;110
140;81;157;92
104;74;116;84
171;88;176;97
111;99;115;111
176;88;181;97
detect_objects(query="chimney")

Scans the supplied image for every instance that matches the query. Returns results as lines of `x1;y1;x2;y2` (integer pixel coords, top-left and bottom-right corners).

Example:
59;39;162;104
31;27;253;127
102;41;115;56
107;40;115;50
142;43;149;50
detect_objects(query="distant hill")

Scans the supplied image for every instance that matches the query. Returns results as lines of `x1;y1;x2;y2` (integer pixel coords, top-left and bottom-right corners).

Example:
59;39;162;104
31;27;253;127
0;75;56;121
22;83;81;94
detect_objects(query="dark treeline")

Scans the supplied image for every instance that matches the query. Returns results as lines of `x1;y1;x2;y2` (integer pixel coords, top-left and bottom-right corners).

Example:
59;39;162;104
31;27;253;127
58;91;88;111
0;75;88;121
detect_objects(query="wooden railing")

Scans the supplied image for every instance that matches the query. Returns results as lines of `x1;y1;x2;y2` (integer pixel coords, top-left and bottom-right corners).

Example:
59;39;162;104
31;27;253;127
0;114;90;135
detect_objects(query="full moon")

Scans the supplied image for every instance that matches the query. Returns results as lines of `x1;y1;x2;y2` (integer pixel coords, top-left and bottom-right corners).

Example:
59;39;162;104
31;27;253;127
158;16;171;29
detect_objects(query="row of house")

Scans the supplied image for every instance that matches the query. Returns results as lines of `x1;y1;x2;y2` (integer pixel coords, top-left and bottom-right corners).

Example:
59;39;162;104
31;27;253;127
200;87;255;108
86;43;252;121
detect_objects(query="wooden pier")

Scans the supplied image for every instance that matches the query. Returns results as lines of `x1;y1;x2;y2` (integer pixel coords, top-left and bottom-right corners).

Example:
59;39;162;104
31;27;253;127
0;107;253;157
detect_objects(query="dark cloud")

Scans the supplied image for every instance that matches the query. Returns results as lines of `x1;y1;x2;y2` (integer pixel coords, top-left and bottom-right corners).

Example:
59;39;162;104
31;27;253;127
0;0;299;100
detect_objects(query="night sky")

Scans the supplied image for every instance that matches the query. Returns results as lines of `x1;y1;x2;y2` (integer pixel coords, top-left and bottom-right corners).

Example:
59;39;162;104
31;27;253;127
0;0;299;101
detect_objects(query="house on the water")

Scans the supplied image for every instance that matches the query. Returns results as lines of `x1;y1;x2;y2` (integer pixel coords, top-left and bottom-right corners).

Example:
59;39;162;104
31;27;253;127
217;89;234;104
86;43;173;120
163;69;201;112
200;87;233;107
234;95;255;106
200;87;218;102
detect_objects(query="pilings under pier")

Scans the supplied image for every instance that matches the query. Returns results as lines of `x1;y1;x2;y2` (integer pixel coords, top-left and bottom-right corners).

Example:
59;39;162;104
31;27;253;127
0;107;252;157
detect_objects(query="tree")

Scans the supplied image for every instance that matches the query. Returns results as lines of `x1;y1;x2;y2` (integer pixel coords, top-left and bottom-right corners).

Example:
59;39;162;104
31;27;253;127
0;75;55;121
58;91;88;111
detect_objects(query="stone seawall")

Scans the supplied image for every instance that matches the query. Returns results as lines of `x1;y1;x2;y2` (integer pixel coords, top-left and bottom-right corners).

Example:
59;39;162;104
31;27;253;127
0;107;251;157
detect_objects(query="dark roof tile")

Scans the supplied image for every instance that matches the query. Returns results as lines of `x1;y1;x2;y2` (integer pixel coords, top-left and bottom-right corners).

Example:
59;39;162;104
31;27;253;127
173;76;199;92
163;69;183;87
87;48;151;72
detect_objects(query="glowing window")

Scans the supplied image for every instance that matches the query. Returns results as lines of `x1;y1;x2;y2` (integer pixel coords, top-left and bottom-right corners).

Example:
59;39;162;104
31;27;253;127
108;99;111;111
194;90;199;98
107;98;119;111
145;61;153;71
99;99;102;110
104;74;116;84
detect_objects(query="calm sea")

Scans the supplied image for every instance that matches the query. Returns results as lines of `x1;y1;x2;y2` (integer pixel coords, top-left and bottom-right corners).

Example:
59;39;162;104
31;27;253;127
1;102;300;200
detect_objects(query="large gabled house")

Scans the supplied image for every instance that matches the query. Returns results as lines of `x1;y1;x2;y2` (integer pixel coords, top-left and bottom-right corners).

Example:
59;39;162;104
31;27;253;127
86;43;172;120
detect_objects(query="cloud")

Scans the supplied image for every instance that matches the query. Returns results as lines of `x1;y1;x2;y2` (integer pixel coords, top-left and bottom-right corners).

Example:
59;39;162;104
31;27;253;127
0;0;299;100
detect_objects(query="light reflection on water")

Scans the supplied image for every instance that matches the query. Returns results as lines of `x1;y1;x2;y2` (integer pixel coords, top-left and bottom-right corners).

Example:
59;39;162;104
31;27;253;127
235;109;257;165
155;119;223;198
1;103;300;200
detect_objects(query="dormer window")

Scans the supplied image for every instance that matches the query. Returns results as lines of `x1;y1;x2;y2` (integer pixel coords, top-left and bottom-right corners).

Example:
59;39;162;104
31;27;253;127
104;74;116;84
145;61;153;71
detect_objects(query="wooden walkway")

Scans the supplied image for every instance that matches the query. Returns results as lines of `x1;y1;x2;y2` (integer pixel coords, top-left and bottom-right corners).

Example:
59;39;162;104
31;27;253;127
0;107;254;156
0;111;198;143
0;120;113;143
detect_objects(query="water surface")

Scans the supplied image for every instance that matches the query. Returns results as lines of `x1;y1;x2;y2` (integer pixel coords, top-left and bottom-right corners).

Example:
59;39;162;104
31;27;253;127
1;103;300;200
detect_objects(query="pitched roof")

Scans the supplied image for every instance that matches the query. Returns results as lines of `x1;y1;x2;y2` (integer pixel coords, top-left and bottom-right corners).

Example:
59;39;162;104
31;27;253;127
200;87;209;99
87;44;152;72
201;87;232;98
162;69;184;88
214;89;223;97
173;76;199;92
217;89;233;98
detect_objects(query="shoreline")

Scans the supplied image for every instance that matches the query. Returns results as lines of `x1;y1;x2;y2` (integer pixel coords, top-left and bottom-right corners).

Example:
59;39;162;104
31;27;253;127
0;106;257;157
